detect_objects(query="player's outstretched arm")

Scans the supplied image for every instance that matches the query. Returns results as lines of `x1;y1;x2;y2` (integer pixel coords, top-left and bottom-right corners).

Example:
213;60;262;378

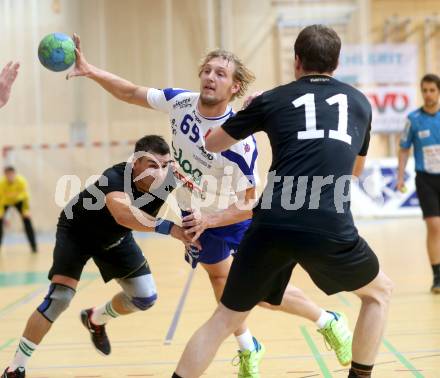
0;61;20;109
106;192;157;231
105;192;200;248
66;33;152;108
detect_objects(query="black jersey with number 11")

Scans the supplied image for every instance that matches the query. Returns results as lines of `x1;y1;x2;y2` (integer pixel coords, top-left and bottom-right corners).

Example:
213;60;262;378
221;75;372;241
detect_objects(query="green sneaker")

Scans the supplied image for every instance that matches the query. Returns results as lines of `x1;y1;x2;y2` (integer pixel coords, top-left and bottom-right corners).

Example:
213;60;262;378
317;311;352;366
233;337;265;378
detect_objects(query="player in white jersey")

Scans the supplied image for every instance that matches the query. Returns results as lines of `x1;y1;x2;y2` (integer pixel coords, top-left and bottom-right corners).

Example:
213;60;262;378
147;88;256;217
147;87;258;265
66;35;353;377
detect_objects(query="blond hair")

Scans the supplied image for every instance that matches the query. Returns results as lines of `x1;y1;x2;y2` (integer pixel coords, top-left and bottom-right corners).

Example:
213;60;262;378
198;49;255;100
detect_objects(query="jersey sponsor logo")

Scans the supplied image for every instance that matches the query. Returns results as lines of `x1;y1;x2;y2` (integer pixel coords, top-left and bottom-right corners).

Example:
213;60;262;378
309;77;330;82
172;169;205;199
418;130;430;138
173;97;192;109
192;153;212;169
192;110;202;124
172;141;203;184
198;145;214;161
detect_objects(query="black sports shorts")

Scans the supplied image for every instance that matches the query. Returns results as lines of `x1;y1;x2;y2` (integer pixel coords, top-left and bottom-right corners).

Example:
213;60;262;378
415;171;440;218
48;222;150;283
221;225;379;312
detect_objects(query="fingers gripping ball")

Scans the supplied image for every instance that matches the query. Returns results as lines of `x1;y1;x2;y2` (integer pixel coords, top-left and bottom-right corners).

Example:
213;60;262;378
38;33;76;72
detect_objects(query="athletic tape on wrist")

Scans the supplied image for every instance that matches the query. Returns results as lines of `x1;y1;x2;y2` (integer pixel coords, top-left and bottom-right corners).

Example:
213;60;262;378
155;218;174;235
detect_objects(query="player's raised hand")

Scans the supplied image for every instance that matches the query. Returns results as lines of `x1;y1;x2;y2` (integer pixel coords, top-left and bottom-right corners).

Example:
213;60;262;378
182;209;209;243
242;90;263;110
66;33;92;80
0;61;20;108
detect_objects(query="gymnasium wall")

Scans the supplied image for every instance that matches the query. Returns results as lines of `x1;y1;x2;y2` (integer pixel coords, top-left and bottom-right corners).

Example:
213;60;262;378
369;0;440;157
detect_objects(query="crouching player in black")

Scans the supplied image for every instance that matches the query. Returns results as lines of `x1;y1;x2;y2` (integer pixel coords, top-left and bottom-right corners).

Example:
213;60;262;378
2;135;196;378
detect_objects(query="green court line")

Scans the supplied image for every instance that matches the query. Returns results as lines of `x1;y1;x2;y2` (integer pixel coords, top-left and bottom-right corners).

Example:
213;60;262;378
0;276;97;319
300;326;333;378
337;296;424;378
0;272;98;288
382;339;425;378
0;286;45;318
0;338;16;351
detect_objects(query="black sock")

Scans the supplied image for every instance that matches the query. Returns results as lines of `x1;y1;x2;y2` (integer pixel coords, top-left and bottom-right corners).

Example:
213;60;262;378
432;263;440;278
23;218;37;251
172;373;183;378
0;217;4;248
348;361;373;378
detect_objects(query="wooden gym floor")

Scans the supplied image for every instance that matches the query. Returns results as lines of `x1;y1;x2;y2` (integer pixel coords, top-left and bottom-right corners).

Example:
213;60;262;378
0;217;439;377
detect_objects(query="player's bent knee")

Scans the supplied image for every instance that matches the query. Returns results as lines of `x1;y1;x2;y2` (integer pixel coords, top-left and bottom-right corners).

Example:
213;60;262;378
379;274;394;301
37;283;76;322
131;293;157;311
357;272;394;305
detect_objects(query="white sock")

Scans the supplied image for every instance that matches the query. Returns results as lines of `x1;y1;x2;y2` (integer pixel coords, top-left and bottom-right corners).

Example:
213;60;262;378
91;301;120;325
8;337;38;371
235;329;256;352
316;309;336;329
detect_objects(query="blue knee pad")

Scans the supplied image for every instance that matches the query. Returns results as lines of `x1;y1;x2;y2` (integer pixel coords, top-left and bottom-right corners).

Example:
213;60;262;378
131;293;157;311
37;283;76;322
118;273;157;312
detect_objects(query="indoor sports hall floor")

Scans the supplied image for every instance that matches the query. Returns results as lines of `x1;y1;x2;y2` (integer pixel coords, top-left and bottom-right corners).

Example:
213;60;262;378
0;217;439;377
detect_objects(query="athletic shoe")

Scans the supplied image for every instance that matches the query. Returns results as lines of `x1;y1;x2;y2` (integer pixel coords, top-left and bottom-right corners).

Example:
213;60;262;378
1;367;25;378
317;311;352;366
80;308;111;355
431;276;440;294
233;337;265;378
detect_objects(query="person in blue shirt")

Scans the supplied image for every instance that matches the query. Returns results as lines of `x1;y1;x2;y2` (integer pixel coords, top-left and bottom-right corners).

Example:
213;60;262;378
397;73;440;294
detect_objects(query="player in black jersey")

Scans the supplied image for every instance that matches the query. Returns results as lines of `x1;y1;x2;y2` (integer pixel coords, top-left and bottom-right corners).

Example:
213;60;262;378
3;135;197;378
173;25;393;378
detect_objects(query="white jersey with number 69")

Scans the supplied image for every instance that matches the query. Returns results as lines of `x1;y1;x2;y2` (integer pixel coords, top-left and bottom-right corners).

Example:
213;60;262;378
147;87;259;215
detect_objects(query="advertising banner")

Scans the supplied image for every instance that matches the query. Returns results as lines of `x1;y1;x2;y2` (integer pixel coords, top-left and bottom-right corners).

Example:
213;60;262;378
352;157;421;218
335;44;418;133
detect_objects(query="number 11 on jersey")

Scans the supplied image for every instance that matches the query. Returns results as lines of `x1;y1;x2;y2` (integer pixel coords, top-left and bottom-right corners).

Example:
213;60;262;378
293;93;352;145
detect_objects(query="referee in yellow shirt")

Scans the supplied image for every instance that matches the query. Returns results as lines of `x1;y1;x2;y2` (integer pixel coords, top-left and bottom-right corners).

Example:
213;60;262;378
0;166;37;253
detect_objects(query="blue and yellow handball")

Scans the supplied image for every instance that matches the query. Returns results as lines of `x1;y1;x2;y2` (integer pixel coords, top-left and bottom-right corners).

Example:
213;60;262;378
38;33;76;72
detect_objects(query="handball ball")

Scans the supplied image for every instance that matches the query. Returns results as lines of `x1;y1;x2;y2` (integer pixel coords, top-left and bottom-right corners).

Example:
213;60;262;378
38;33;76;72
